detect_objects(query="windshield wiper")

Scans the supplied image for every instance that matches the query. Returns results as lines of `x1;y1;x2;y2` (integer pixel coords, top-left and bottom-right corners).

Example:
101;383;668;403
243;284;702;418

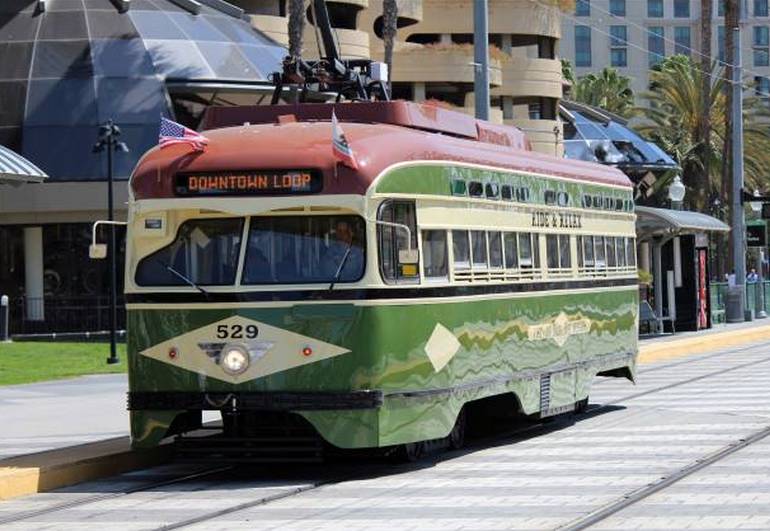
328;243;353;291
163;262;210;298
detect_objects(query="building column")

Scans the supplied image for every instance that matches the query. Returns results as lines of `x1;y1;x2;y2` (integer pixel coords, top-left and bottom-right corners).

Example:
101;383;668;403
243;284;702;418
639;241;651;272
23;226;44;321
439;34;452;45
502;96;514;120
413;82;426;102
501;34;512;54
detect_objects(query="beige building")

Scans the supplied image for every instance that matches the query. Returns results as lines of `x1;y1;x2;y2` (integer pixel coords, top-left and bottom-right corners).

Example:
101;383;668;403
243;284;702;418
560;0;770;96
247;0;565;155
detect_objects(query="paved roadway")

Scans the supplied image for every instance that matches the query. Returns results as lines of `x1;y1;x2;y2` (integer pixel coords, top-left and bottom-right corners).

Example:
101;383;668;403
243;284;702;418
3;340;770;530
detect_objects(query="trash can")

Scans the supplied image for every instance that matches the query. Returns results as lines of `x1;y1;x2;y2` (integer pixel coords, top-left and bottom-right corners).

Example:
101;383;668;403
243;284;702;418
726;285;746;323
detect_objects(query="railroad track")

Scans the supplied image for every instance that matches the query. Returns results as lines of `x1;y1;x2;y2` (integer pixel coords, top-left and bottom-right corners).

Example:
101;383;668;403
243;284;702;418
3;343;769;530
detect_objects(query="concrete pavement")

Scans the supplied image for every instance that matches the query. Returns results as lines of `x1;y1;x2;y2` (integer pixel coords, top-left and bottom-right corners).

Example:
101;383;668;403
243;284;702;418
2;318;770;501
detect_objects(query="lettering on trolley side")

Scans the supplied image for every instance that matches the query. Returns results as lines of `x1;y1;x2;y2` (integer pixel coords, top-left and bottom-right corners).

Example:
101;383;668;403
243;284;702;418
531;210;582;229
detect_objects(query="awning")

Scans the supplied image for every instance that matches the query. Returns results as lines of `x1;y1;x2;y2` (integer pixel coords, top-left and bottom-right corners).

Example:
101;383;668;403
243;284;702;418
0;144;47;186
636;205;730;240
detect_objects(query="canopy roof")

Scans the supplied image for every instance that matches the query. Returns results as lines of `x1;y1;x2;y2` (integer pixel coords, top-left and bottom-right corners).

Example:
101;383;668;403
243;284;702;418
560;101;679;177
636;205;730;239
0;144;46;186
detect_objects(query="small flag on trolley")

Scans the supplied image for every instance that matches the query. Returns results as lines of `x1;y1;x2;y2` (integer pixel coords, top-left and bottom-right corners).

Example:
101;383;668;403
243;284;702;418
331;111;358;170
159;117;209;151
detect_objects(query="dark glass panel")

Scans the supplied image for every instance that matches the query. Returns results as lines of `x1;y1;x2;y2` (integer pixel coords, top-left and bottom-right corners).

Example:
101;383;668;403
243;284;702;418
144;39;214;78
0;126;22;152
206;16;273;45
38;11;88;40
22;125;104;179
90;38;155;77
167;13;228;41
32;40;93;79
95;77;166;124
25;78;98;126
46;0;84;11
108;124;160;178
197;42;258;79
129;11;186;39
86;12;140;39
239;44;284;77
0;13;40;41
0;42;33;79
0;81;27;126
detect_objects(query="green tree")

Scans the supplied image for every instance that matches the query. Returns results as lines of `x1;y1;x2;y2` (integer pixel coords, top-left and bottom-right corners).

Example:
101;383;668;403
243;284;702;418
570;67;635;118
636;55;770;212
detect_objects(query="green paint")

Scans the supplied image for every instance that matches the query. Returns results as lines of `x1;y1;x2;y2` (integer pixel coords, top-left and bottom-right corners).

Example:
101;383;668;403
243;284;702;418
374;164;633;208
127;288;638;449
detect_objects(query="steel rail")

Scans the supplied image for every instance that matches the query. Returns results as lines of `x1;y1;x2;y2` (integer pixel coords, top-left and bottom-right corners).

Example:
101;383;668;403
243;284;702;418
0;466;233;525
557;424;770;531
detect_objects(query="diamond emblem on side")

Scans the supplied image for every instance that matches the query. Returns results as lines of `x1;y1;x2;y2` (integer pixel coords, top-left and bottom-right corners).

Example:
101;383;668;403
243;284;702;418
424;323;461;373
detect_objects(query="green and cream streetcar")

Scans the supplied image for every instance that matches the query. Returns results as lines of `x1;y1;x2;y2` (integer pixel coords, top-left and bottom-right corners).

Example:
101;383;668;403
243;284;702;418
118;100;638;456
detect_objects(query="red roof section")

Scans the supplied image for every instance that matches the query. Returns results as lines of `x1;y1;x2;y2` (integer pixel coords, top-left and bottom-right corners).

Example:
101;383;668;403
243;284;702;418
131;103;632;200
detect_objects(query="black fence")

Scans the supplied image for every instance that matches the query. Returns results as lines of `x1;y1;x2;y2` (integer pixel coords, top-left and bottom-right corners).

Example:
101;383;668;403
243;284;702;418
8;296;126;336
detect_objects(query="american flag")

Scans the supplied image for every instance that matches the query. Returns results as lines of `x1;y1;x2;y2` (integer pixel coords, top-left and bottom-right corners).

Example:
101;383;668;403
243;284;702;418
331;111;358;170
159;117;209;151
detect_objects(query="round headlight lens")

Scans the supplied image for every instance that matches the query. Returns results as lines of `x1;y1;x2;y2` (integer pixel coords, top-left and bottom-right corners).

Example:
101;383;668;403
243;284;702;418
221;346;250;375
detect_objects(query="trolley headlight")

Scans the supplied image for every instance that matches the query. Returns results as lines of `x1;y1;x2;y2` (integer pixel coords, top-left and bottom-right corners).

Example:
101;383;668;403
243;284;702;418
220;345;250;375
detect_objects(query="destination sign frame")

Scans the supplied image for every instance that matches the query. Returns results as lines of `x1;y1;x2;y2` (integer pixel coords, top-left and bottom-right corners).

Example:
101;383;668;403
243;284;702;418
175;170;322;197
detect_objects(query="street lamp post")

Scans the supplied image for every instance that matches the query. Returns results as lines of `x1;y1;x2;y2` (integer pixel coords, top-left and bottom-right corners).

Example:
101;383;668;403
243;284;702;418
93;120;129;365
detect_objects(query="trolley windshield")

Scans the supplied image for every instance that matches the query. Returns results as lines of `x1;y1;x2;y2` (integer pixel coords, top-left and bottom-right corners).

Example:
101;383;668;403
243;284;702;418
135;215;365;287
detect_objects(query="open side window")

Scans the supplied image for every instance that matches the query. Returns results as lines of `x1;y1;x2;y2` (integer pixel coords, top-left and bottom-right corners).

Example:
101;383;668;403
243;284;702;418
377;200;419;284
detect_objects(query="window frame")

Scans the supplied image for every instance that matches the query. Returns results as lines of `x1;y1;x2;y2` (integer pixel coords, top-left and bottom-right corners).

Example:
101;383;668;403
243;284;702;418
377;199;419;285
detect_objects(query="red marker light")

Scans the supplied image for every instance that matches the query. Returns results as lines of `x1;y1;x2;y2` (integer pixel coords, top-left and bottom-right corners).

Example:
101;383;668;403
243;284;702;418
168;347;178;360
302;346;313;357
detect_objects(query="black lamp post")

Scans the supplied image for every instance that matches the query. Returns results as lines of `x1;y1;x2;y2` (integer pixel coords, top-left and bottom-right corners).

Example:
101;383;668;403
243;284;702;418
94;120;129;365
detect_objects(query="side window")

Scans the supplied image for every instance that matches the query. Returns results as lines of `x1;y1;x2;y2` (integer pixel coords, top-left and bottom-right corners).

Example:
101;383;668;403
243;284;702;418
452;230;470;270
594;235;606;269
504;232;519;269
559;235;571;269
616;237;627;267
471;230;488;269
546;234;559;269
422;230;448;279
519;233;534;268
377;200;418;283
627;237;637;267
489;231;503;268
606;237;617;268
583;235;594;268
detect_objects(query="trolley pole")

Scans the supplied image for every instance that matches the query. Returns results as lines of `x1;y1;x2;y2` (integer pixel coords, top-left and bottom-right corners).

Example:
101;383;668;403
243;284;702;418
94;120;129;364
728;24;747;322
473;0;489;120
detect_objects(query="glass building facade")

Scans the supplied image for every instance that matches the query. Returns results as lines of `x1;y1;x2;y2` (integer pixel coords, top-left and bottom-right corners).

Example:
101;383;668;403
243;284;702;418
0;0;284;182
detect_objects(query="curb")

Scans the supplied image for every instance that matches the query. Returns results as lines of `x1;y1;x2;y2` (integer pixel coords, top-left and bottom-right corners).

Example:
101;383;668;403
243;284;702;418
639;324;770;364
0;437;172;501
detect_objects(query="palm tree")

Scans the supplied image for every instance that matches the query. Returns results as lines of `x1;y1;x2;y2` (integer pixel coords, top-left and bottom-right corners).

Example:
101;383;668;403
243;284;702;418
382;0;399;87
288;0;306;59
636;56;770;211
570;67;635;117
698;0;713;210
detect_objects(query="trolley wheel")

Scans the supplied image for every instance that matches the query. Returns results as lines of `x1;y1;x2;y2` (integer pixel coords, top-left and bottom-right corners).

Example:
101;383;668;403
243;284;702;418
397;441;425;462
449;408;467;450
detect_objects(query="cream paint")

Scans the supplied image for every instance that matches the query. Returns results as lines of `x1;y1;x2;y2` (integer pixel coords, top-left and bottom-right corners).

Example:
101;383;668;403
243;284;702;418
138;315;350;384
424;323;462;372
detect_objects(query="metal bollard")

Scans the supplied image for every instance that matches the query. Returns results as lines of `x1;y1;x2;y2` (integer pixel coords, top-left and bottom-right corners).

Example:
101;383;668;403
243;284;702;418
758;282;768;319
0;295;9;342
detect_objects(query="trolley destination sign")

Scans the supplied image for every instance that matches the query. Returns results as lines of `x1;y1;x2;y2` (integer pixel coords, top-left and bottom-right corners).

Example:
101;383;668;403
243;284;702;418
175;170;322;196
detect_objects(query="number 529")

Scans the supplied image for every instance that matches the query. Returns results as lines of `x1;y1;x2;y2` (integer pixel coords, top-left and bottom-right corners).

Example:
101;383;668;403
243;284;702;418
216;324;258;339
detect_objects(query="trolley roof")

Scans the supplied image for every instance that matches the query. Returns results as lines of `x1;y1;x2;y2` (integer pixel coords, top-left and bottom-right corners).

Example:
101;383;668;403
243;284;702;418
131;102;632;200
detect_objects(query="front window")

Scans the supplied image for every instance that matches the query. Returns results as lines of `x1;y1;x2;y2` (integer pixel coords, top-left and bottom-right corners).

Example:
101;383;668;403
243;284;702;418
135;218;244;286
243;215;365;284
